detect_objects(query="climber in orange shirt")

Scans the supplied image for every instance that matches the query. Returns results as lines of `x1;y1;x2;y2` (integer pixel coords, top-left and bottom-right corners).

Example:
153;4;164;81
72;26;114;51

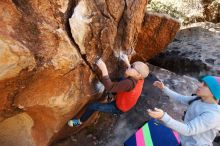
68;54;149;127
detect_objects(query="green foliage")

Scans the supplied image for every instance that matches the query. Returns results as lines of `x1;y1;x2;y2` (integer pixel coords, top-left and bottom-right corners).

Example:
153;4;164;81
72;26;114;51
148;1;186;19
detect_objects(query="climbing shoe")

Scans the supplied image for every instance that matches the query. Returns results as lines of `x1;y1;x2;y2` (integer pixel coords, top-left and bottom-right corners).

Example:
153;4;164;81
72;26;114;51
68;119;82;127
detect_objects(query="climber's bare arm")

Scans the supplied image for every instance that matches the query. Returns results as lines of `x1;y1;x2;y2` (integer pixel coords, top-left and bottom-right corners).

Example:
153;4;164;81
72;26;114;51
96;58;108;76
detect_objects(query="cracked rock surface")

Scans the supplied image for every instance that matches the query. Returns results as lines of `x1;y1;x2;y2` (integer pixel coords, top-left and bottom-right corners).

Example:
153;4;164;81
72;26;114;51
150;22;220;77
0;0;180;145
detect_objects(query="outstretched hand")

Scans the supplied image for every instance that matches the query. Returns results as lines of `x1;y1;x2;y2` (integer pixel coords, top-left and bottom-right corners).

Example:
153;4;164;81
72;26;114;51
153;81;165;90
147;108;164;119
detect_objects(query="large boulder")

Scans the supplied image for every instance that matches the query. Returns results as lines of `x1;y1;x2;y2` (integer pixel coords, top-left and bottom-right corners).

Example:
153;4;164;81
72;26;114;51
0;1;98;145
68;0;148;75
150;22;220;77
0;113;35;146
0;0;180;145
132;12;180;61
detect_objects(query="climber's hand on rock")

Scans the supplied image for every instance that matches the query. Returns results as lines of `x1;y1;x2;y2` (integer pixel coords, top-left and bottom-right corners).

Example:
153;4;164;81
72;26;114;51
96;58;106;69
147;108;164;119
96;58;108;76
153;81;165;90
119;52;130;68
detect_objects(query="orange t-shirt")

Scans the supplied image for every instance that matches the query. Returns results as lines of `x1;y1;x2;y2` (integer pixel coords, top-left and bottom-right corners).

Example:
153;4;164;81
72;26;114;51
116;80;144;112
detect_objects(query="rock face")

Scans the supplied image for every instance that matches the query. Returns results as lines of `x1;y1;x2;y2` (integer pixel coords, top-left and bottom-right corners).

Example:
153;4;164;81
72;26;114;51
132;12;180;62
0;38;36;81
0;113;35;146
150;22;220;77
202;0;220;23
54;64;199;146
0;0;180;146
68;0;148;75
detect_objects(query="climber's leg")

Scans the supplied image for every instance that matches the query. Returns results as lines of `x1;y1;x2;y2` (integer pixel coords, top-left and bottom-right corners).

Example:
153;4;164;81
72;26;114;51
68;101;121;127
80;101;121;122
